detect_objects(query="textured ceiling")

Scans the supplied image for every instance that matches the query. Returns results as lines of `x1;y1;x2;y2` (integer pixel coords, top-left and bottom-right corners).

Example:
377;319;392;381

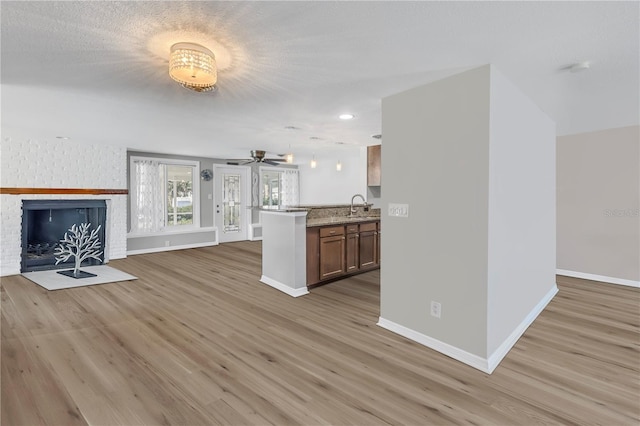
1;1;638;159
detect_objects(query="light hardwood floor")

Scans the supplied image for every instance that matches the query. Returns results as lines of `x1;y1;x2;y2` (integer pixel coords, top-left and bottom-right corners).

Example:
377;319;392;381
2;241;639;425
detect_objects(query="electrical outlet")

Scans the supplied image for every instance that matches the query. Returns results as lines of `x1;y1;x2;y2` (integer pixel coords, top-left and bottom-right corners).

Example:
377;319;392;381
430;301;441;319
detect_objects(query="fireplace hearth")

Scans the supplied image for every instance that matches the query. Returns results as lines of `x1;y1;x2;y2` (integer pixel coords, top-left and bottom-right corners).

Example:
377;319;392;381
21;200;107;273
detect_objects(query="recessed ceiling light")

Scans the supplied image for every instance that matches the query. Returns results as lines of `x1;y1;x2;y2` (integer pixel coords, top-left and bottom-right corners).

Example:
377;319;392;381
284;126;300;130
309;136;323;140
339;113;355;120
371;134;382;140
55;136;70;140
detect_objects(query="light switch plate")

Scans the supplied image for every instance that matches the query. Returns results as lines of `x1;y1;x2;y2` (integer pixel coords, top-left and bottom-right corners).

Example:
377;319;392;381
388;203;409;217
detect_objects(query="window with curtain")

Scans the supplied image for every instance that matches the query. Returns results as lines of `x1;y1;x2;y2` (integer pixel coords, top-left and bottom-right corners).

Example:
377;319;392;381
260;168;299;209
130;156;200;234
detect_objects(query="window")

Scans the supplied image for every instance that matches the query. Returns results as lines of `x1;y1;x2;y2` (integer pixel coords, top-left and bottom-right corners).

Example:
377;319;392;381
260;167;299;209
166;165;194;226
130;157;200;234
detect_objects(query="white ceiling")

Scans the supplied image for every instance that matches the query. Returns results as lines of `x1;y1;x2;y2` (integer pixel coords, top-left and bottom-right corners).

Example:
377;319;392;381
1;1;638;160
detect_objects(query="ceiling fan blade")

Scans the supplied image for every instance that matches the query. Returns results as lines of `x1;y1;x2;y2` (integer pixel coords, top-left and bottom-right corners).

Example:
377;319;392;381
263;160;281;166
266;158;287;162
227;159;254;165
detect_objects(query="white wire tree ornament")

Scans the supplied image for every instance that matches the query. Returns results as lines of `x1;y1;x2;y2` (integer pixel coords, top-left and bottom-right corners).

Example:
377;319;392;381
54;223;103;278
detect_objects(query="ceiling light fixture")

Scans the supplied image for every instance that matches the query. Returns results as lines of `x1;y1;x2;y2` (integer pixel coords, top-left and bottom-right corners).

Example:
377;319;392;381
339;113;355;120
285;145;294;164
310;154;317;169
169;42;217;92
336;161;342;172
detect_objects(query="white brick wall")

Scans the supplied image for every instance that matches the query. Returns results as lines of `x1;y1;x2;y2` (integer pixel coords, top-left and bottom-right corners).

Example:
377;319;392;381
0;137;128;276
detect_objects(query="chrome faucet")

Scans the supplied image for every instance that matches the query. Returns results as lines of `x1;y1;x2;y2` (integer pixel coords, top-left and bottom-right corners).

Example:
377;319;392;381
350;194;368;216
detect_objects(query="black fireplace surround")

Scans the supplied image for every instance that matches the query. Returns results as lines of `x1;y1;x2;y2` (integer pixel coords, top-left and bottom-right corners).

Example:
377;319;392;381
21;200;107;273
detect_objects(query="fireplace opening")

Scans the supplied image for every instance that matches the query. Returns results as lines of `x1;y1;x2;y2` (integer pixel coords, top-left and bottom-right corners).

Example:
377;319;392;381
21;200;107;273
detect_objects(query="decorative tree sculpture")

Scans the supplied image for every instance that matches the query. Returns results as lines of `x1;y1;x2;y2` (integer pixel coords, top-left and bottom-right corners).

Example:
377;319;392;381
54;223;103;278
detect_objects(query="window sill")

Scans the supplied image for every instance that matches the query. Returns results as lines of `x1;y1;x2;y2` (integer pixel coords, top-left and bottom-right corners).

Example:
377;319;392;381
127;226;215;238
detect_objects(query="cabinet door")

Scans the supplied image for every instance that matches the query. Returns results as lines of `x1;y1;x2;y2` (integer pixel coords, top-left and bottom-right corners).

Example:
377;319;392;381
306;228;320;285
345;232;359;273
367;145;381;186
376;221;381;264
359;230;378;269
320;235;346;280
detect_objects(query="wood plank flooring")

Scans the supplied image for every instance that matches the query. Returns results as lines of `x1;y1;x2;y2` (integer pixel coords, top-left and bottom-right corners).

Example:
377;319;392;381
2;241;639;425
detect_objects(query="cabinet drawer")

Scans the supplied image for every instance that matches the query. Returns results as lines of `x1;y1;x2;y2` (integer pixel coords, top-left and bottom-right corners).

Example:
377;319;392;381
346;224;359;234
320;225;344;237
359;222;377;232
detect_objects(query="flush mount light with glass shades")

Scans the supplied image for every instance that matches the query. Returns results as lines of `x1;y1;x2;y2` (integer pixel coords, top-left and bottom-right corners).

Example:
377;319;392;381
169;42;217;92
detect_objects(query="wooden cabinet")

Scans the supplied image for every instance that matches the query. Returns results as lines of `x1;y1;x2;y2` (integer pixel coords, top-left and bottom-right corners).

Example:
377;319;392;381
319;234;345;280
367;145;381;187
306;228;320;285
345;225;359;273
307;220;380;287
377;221;381;264
358;222;378;269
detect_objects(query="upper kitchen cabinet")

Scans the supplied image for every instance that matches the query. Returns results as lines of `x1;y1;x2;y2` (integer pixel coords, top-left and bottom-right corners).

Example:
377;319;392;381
367;145;381;187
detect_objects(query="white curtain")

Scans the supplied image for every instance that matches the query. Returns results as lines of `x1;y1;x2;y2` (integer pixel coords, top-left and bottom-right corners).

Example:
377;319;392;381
132;159;165;233
280;169;300;207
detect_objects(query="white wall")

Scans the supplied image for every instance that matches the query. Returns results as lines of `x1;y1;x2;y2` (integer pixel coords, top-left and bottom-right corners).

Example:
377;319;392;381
487;66;557;358
557;126;640;285
380;66;491;359
0;137;128;276
297;147;368;205
379;65;557;373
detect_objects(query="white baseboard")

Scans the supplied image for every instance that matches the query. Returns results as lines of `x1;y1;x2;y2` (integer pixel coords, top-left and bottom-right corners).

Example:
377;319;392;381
260;275;309;298
127;241;218;256
556;269;639;288
378;284;559;375
486;284;558;373
0;268;21;277
377;317;491;373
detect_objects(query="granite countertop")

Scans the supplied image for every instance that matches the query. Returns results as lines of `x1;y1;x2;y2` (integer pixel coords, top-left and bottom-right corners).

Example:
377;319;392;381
306;216;380;227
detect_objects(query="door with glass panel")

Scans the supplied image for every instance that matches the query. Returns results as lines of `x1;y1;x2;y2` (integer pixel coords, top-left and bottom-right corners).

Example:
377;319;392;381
214;166;249;243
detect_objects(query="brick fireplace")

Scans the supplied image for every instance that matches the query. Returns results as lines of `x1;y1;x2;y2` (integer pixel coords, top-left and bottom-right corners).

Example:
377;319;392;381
0;137;128;276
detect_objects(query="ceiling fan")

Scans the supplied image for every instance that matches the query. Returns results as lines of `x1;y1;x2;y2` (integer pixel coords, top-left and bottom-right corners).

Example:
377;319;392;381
226;150;287;166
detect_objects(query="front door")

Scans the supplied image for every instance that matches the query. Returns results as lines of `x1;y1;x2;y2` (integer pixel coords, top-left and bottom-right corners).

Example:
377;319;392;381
214;166;249;243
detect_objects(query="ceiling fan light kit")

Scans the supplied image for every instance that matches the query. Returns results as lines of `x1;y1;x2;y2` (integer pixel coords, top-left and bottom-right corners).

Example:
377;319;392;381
169;42;217;92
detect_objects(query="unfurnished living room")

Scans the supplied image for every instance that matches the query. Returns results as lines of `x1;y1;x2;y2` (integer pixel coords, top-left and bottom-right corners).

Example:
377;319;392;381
1;1;638;425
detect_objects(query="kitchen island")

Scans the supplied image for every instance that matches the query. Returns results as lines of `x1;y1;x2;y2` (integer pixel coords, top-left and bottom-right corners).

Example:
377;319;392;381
260;205;380;297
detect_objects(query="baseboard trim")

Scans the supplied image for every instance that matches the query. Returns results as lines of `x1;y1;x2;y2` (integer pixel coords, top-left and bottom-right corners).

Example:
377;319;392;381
376;317;491;374
378;284;559;374
127;241;218;256
0;268;21;277
556;269;639;288
486;284;558;373
260;275;309;298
